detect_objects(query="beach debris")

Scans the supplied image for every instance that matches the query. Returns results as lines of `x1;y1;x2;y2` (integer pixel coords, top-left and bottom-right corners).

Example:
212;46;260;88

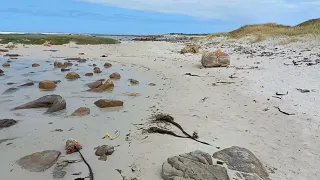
0;69;3;74
212;81;235;86
12;94;66;113
101;55;108;57
20;82;35;87
88;79;114;92
180;44;201;54
213;146;269;180
85;73;93;76
64;57;87;62
201;50;230;68
54;61;63;68
109;72;121;79
71;107;90;116
102;130;120;140
162;150;229;180
104;62;112;68
0;49;9;52
32;63;40;67
184;72;200;77
0;119;18;129
93;67;102;73
276;91;288;96
4;53;19;57
94;99;123;108
43;49;58;52
129;78;139;85
94;145;115;161
2;87;19;94
16;150;61;172
148;83;156;86
296;88;310;93
66;72;80;80
65;138;83;154
2;63;10;67
39;80;57;90
86;79;104;89
146;114;213;146
272;96;282;100
126;92;140;97
79;53;85;55
51;129;63;132
274;106;295;115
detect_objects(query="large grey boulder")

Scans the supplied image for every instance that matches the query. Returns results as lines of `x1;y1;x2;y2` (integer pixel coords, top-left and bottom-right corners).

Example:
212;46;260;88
201;50;230;68
161;150;230;180
212;146;269;180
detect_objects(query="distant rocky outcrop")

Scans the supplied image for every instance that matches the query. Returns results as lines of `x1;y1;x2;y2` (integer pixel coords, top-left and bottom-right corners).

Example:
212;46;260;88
180;44;201;54
201;50;230;67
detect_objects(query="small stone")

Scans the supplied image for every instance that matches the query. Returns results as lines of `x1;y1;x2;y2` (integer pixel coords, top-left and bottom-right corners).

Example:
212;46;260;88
104;62;112;68
66;72;80;80
87;80;104;89
149;83;156;86
17;150;61;172
39;80;57;89
0;69;3;73
129;78;139;85
0;119;18;128
101;55;108;57
64;62;73;66
94;67;102;73
93;64;97;67
32;63;40;67
54;61;63;68
71;107;90;116
94;99;123;108
3;87;19;94
0;49;9;52
61;68;70;72
89;79;114;92
109;72;121;79
20;82;34;87
85;73;93;76
2;63;10;67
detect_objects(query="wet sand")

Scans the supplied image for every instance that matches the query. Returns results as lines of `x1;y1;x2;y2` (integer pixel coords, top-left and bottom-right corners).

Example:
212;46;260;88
1;38;320;180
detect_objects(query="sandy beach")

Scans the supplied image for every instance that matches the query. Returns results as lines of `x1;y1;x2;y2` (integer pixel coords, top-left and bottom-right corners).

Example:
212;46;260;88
1;36;320;180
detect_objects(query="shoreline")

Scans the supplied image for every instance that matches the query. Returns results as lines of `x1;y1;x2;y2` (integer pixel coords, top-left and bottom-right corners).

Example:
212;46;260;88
1;38;320;180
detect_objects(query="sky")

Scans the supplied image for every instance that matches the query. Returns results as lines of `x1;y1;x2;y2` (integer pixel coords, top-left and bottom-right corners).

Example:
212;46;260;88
0;0;319;34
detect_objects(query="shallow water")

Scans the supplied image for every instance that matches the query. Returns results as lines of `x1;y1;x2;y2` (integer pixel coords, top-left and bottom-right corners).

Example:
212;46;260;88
0;56;159;128
0;55;163;180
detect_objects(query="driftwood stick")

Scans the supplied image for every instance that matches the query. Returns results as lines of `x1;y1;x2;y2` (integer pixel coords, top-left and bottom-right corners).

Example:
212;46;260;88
276;91;288;96
274;106;295;115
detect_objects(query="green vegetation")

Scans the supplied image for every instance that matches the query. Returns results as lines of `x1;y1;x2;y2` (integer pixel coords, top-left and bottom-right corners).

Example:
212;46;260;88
209;18;320;41
0;34;120;45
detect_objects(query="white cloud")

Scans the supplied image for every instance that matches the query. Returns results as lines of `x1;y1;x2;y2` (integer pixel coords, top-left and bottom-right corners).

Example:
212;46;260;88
75;0;319;23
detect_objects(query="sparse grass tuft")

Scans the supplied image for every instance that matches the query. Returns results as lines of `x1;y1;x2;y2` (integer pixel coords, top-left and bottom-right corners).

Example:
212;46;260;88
208;18;320;42
0;34;120;45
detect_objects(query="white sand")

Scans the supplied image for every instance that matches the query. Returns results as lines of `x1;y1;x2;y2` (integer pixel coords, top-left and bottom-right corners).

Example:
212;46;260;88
0;37;320;180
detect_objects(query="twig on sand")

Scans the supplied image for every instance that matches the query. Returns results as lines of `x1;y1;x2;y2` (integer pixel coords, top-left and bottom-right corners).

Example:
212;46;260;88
272;96;282;100
276;91;288;96
184;73;214;77
274;106;295;115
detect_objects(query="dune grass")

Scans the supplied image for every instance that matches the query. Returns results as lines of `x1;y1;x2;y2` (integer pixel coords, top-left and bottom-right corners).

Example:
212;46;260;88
209;18;320;41
0;34;120;45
